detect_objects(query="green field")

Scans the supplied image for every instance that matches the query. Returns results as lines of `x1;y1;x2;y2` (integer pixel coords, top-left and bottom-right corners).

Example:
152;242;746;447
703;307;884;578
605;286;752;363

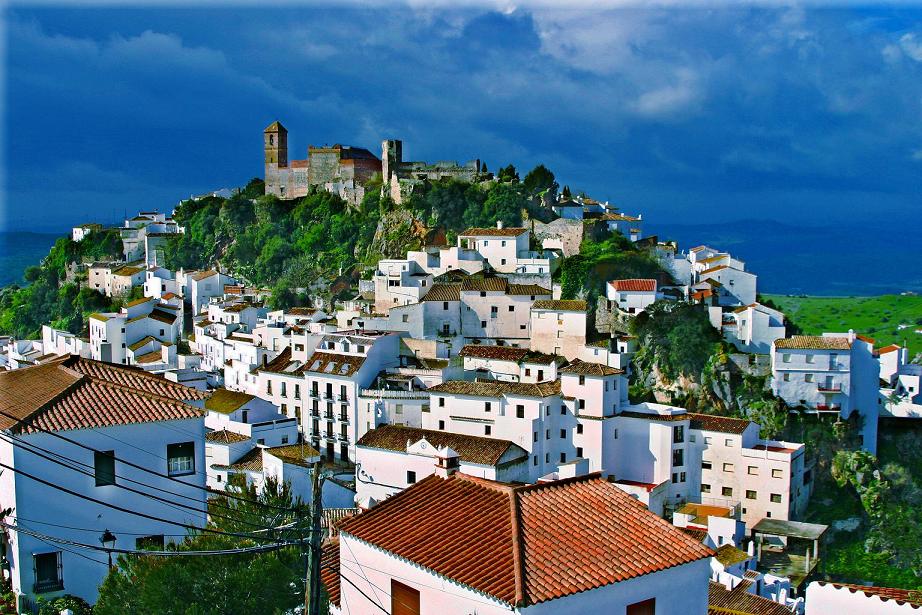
763;294;922;358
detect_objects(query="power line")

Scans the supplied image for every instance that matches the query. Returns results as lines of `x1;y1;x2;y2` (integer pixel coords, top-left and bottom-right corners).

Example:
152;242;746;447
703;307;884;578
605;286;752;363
0;431;284;532
0;408;294;513
0;459;280;542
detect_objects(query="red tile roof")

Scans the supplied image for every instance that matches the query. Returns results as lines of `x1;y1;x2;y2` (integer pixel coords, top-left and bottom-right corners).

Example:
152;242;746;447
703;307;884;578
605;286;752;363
0;356;205;435
774;335;851;350
458;345;529;361
879;344;903;354
420;283;462;302
461;277;508;292
428;379;561;399
559;358;624;376
460;227;527;237
609;278;657;292
339;473;713;606
688;412;751;434
320;539;341;607
708;581;793;615
305;351;366;377
815;582;922;609
530;299;587;312
356;424;527;466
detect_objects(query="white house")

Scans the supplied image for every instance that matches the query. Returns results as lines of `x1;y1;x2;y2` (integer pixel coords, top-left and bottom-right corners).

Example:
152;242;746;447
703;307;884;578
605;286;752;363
606;279;660;315
529;299;588;360
697;265;757;307
71;223;102;242
89;297;180;366
458;224;531;274
373;259;434;314
714;303;786;354
806;581;922;614
41;325;91;359
354;424;529;505
458;345;561;383
326;471;714;614
0;356;208;607
771;332;879;452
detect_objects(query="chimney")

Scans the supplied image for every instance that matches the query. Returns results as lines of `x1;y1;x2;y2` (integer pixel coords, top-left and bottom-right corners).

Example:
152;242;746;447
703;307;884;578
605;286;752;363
496;220;504;230
434;446;460;478
848;329;856;343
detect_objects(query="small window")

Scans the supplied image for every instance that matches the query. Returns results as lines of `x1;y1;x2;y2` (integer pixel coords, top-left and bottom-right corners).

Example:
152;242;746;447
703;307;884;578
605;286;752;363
560;452;566;463
725;438;733;447
673;425;685;443
578;375;585;385
438;397;445;407
613;429;619;439
701;483;711;493
485;402;491;413
407;471;417;484
560;429;566;439
722;487;733;497
806;355;815;364
723;463;734;472
772;469;783;479
576;424;583;434
33;551;63;593
508;305;514;312
783;373;790;382
94;450;116;486
782;353;791;363
770;493;782;503
576;446;583;457
748;466;758;475
516;404;525;418
167;442;195;476
672;449;684;467
484;425;491;436
281;435;289;444
533;432;538;443
746;490;757;500
702;460;712;470
546;429;550;440
438;420;445;430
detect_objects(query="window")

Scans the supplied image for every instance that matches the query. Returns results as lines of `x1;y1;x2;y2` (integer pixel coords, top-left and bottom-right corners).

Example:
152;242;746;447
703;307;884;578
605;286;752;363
805;373;814;383
578;399;585;410
746;490;757;500
772;469;783;479
613;429;619;439
680;471;686;482
690;434;696;443
391;580;420;615
722;487;733;497
438;397;445;407
770;493;782;503
508;305;515;312
576;447;583;457
257;438;265;445
484;425;491;436
701;483;711;493
524;368;531;377
136;535;165;551
782;353;791;363
442;301;449;310
546;429;550;440
806;354;815;364
560;429;566;439
281;435;289;444
533;456;538;466
578;375;585;385
672;449;684;467
576;424;583;434
167;442;195;476
533;432;538;443
559;452;566;463
438;420;445;430
723;463;734;472
783;373;790;382
725;438;733;447
516;404;525;418
485;402;491;413
480;321;487;328
33;552;63;593
673;425;685;443
545;453;550;463
627;598;656;615
407;471;417;484
94;450;116;486
704;436;712;444
748;466;759;475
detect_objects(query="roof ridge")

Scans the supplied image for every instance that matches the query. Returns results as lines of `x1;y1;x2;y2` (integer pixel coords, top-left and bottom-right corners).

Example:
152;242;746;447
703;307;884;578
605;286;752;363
81;374;204;412
10;369;89;433
512;471;604;494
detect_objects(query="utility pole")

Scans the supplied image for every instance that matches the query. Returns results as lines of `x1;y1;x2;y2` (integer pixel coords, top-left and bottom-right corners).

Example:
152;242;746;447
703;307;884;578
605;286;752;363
304;462;325;615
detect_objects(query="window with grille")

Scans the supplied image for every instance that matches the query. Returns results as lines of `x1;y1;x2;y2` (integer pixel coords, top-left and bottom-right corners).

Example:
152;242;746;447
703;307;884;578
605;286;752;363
167;442;195;476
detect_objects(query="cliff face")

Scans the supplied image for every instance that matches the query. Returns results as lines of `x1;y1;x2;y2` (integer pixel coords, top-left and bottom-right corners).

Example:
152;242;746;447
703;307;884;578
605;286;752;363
363;209;442;261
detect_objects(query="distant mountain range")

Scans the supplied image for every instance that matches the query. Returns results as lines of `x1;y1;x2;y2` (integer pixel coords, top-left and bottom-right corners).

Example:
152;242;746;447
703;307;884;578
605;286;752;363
1;218;918;296
649;219;922;296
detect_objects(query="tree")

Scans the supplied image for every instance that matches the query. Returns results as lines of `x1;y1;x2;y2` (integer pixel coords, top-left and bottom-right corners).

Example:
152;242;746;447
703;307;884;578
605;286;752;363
523;164;558;199
497;164;519;183
95;477;309;615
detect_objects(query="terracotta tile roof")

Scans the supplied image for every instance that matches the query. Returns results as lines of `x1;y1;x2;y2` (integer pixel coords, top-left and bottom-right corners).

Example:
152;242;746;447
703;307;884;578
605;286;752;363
699;265;730;276
320;539;341;607
216;448;263;472
128;336;157;351
774;335;852;350
191;269;218;281
205;388;255;414
135;350;163;364
879;344;903;354
356;425;527;466
856;333;876;344
461;277;508;292
506;284;551;296
708;581;792;615
287;307;317;316
0;356;204;435
531;299;587;312
265;443;320;467
688;413;751;434
148;309;178;325
340;473;713;606
420;283;461;302
112;265;144;276
322;509;358;539
125;296;155;308
305;351;366;377
619;410;689;422
428;379;561;399
714;544;751;567
559;358;624;376
458;345;529;361
256;348;307;375
609;278;657;292
223;303;254;313
815;582;922;608
205;429;250;444
680;528;708;542
460;227;527;237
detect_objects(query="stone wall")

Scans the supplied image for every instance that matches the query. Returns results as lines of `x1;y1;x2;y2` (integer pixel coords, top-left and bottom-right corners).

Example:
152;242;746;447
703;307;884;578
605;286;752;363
530;218;585;257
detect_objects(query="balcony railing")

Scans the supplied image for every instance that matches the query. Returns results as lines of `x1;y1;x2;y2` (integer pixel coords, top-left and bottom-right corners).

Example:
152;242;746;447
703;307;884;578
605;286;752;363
34;578;64;594
336;394;349;403
324;414;335;422
339;415;350;424
815;403;842;411
817;384;842;393
309;390;319;398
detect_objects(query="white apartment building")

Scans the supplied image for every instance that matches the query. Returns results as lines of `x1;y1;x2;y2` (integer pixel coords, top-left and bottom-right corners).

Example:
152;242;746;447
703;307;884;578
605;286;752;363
459;278;551;344
353;424;529;505
606;279;660;314
458;344;560;383
254;331;403;461
697;265;757;307
405;245;486;278
88;262;145;297
143;266;181;300
529;299;588;360
373;259;433;314
712;302;786;354
41;325;91;359
578;335;638;371
0;357;208;607
183;270;237;315
458;224;531;274
119;211;183;264
771;332;879;452
805;581;921;614
327;472;713;615
89;297;180;365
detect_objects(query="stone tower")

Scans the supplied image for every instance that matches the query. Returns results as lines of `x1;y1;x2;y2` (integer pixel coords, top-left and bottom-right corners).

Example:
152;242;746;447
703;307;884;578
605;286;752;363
381;139;402;182
264;121;288;196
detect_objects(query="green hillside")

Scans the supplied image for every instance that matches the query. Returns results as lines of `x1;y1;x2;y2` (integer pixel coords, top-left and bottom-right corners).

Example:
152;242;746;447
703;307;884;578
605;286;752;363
763;294;922;358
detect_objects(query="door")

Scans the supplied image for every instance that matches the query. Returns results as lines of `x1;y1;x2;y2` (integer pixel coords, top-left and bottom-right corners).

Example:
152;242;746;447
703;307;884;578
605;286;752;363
391;580;420;615
627;598;655;615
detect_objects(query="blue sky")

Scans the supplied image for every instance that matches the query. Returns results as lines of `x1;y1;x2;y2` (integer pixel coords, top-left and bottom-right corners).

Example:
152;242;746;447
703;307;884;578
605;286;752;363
4;5;922;234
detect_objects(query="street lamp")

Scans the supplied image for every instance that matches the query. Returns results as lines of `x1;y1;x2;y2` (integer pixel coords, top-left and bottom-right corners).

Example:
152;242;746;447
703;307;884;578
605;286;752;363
99;529;116;570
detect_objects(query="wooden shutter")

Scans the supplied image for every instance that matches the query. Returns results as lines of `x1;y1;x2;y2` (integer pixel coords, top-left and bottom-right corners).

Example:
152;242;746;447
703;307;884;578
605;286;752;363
391;579;420;615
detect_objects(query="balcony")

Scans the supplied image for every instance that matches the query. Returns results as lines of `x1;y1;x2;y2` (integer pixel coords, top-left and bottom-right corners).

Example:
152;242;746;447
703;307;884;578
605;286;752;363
309;410;320;419
309;390;319;399
338;434;349;443
336;394;349;403
324;413;335;422
339;415;350;424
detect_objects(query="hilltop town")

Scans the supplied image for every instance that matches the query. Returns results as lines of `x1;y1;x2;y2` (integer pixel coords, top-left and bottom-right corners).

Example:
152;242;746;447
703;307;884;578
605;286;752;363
0;122;920;615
